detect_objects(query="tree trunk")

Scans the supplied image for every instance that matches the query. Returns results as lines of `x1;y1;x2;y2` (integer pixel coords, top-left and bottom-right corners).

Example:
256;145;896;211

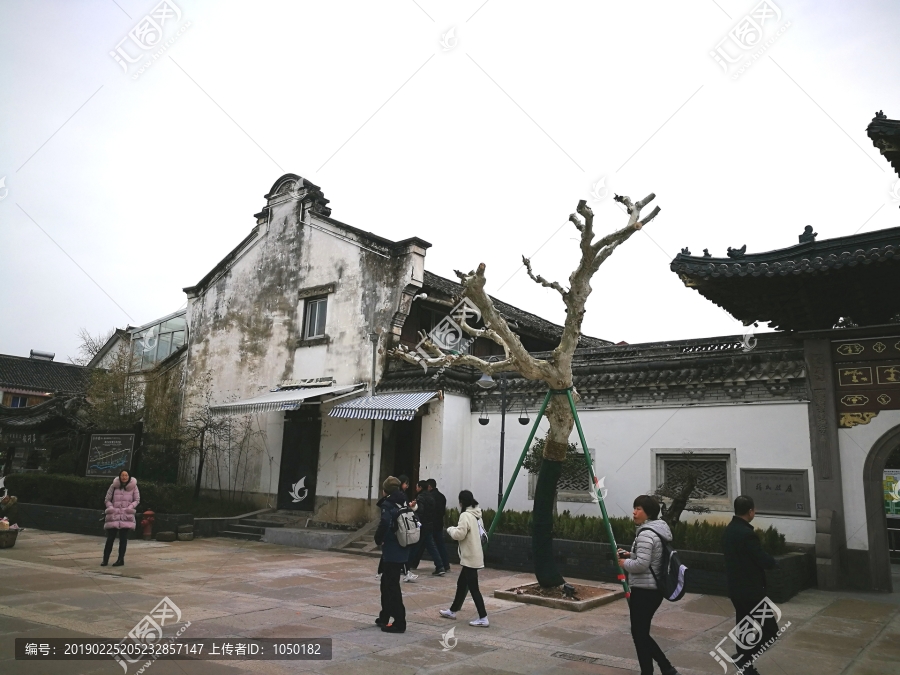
193;429;206;499
533;459;565;587
532;394;575;587
663;474;696;527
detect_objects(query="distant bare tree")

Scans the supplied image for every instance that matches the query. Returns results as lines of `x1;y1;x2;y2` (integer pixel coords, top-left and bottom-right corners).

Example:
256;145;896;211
69;327;115;366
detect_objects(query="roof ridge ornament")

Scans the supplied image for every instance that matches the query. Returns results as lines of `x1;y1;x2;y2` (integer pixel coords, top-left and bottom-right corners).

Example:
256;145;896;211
799;225;817;243
726;244;746;259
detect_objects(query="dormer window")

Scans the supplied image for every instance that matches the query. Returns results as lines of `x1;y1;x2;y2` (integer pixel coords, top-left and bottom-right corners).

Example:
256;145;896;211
304;297;328;340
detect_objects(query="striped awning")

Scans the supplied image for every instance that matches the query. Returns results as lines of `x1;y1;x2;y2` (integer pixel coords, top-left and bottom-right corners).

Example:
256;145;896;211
328;392;438;421
210;384;364;416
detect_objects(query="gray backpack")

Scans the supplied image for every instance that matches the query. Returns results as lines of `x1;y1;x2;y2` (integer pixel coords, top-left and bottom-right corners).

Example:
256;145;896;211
394;505;421;547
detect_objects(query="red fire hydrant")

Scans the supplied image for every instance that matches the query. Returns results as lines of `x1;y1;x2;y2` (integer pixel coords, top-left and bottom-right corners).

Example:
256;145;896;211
140;510;155;540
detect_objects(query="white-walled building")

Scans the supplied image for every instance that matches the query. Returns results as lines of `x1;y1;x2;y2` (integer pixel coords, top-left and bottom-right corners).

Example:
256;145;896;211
176;133;900;594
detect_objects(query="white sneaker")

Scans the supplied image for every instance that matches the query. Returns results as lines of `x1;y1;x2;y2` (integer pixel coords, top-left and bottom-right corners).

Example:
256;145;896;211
403;572;418;582
469;617;489;627
375;573;382;580
439;609;456;619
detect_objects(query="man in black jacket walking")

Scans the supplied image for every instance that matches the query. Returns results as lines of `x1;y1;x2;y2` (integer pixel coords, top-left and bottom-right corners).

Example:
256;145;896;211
427;479;451;573
722;495;779;674
408;480;444;574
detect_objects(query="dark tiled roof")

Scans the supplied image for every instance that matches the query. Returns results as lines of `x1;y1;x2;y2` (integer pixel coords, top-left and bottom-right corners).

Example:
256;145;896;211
670;227;900;330
867;111;900;176
422;271;611;348
0;354;91;395
381;332;805;399
0;395;88;429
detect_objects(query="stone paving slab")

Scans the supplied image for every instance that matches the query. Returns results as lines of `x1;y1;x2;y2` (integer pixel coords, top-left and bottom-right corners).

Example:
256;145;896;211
2;529;898;675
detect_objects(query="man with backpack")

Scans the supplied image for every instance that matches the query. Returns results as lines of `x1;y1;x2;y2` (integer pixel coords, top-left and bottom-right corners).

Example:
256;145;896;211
618;495;681;675
722;495;779;675
409;480;445;575
374;476;411;633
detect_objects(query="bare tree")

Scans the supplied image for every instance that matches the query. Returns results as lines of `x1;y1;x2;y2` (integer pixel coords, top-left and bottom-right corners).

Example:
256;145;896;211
392;194;660;587
69;327;115;366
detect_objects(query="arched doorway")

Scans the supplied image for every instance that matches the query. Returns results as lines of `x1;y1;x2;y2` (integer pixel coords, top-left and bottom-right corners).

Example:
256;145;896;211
863;424;900;592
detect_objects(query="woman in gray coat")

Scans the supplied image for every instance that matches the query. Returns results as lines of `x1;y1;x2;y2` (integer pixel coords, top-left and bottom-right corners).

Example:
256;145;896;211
617;495;680;675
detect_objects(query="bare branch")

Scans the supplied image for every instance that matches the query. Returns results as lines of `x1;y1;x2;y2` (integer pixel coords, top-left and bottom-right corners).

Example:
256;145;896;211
636;205;661;230
568;213;584;232
522;256;567;297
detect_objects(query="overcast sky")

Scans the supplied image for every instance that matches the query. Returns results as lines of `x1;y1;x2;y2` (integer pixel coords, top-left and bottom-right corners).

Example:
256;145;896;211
1;0;898;361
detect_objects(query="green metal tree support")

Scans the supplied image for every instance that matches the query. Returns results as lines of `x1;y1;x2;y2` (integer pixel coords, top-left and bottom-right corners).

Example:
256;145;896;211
485;387;631;601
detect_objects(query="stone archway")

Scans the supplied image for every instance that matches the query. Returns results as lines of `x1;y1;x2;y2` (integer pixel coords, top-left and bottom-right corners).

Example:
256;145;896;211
863;424;900;592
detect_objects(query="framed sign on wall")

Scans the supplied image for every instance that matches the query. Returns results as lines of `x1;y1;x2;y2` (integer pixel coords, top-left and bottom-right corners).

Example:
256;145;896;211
85;434;135;477
740;469;810;517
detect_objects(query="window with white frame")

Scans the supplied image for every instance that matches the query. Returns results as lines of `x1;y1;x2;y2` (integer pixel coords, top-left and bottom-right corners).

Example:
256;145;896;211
303;296;328;339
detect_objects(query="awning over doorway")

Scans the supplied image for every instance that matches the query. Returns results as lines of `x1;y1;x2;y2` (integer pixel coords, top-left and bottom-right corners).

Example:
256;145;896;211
328;391;438;421
210;384;364;416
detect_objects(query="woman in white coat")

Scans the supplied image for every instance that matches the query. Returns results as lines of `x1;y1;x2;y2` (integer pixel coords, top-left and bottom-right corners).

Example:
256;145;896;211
439;490;489;627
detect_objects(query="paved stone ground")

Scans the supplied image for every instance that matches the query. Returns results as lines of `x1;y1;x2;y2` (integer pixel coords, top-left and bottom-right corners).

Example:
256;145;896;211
2;530;900;675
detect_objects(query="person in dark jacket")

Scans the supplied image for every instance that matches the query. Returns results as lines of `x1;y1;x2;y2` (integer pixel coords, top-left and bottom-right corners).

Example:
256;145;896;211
408;481;444;575
722;495;779;674
427;478;451;573
374;476;410;633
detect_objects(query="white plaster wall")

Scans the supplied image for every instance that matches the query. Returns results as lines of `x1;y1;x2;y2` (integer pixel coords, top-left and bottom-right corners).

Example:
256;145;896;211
314;402;383;501
419;398;445;485
468;401;817;544
425;394;472;503
838;409;900;550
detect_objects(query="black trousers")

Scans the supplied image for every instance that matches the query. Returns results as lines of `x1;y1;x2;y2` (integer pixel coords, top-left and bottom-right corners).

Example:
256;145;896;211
377;558;408;575
432;525;450;569
103;528;129;563
629;587;672;675
449;566;487;618
378;561;406;629
408;525;442;570
730;595;779;665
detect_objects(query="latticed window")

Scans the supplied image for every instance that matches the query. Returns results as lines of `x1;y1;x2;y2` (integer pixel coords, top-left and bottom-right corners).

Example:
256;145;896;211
661;458;728;498
528;449;596;503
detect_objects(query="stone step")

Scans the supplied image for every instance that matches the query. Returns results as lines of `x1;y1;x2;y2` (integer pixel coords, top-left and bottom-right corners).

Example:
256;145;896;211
220;530;261;541
228;524;265;535
239;518;284;528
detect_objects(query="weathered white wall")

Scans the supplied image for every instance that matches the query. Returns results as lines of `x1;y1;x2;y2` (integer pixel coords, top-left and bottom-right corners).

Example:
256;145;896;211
838;409;900;550
466;401;817;544
182;176;426;500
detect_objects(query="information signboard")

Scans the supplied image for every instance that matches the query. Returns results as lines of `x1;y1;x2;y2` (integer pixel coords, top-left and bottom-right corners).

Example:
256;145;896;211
85;434;135;477
739;469;810;517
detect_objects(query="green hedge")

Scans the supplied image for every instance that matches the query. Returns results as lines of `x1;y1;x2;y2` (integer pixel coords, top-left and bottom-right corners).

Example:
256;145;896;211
4;474;256;518
446;508;786;556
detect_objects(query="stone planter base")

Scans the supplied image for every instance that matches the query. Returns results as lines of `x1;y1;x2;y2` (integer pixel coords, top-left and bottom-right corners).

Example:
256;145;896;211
495;582;624;611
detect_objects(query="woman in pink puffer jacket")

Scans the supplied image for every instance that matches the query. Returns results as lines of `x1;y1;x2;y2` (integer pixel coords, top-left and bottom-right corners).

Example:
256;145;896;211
102;470;140;567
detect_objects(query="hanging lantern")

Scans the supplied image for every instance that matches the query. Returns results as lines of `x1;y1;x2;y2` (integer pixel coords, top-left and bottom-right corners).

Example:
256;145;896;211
478;399;490;426
518;400;530;426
